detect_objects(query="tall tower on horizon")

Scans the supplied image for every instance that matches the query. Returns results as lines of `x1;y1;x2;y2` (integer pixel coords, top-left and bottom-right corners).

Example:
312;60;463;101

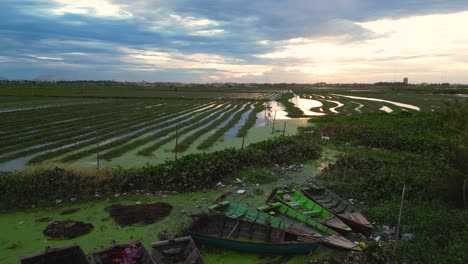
403;77;409;85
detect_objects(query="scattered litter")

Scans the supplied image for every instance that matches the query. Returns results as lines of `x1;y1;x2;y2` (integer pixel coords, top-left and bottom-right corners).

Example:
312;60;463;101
216;182;225;187
55;199;62;204
374;236;381;242
114;194;120;198
135;201;142;205
235;178;243;183
236;190;246;195
17;221;24;225
402;233;414;240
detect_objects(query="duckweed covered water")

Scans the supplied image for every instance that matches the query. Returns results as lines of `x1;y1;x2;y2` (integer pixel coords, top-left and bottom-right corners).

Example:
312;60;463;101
0;148;340;263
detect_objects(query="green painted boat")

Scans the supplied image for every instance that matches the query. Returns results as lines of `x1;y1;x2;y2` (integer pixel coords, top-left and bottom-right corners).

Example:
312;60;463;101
185;214;319;254
257;202;360;251
208;201;321;238
302;186;373;233
272;189;352;233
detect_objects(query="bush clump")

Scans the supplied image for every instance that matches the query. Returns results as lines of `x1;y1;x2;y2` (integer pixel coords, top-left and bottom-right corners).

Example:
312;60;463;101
0;135;321;211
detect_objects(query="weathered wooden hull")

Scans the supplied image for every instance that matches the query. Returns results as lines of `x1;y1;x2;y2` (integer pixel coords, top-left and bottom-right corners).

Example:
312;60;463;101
185;214;319;255
20;244;89;264
302;187;373;233
151;236;204;264
273;189;352;233
187;232;317;254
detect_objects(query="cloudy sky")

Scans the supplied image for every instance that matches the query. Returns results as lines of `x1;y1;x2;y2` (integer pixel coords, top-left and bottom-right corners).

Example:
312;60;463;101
1;0;468;83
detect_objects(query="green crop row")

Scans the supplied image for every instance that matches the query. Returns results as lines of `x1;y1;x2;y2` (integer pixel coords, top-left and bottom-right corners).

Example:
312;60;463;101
277;93;305;118
0;100;141;130
24;103;211;164
136;103;238;156
0;102;200;162
102;103;236;159
236;102;264;137
0;135;322;210
60;102;222;162
197;103;252;149
0;102;181;152
175;104;244;152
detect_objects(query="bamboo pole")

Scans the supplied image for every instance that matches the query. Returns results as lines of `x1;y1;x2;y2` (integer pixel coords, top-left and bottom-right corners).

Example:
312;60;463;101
464;179;467;208
393;183;406;257
96;130;100;169
175;125;178;161
271;110;277;134
282;121;287;136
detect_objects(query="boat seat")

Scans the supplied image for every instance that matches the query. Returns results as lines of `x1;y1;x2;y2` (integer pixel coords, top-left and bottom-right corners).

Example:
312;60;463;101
287;201;304;206
302;210;321;216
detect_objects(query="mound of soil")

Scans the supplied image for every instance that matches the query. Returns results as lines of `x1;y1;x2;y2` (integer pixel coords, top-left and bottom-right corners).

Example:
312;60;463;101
106;202;172;226
43;220;94;239
35;217;53;223
60;208;80;215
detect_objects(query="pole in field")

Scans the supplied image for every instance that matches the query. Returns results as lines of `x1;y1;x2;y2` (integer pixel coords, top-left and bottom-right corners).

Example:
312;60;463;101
175;125;179;161
282;121;286;136
96;130;100;169
271;110;277;134
393;183;406;257
241;118;247;150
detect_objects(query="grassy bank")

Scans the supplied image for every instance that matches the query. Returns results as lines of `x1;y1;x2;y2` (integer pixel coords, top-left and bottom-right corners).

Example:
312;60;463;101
303;101;468;263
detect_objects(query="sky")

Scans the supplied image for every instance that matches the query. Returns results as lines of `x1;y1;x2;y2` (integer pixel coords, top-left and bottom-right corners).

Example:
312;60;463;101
1;0;468;83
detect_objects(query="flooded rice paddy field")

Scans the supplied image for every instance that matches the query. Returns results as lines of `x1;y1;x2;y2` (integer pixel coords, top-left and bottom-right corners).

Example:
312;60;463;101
0;90;461;172
0;151;338;264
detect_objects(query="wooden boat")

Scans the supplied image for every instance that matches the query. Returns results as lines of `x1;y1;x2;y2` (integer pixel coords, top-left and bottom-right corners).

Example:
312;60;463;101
91;240;155;264
19;244;89;264
208;201;322;238
257;202;360;251
151;236;204;264
271;189;352;233
302;186;373;233
185;214;319;254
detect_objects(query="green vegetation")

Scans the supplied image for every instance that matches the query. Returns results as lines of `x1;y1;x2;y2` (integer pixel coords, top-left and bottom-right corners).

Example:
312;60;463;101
277;93;305;117
175;104;245;152
236;102;264;137
306;101;468;263
197;103;252;149
0;135;321;210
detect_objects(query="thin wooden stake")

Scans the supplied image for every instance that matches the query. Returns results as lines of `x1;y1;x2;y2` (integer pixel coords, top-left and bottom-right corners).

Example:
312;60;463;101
282;121;286;136
175;125;178;161
241;118;247;151
96;130;100;169
342;154;348;181
271;110;277;134
393;183;406;257
463;179;467;208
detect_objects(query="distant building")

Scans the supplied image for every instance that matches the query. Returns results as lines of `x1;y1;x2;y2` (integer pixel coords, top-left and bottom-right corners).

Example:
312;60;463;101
403;77;409;85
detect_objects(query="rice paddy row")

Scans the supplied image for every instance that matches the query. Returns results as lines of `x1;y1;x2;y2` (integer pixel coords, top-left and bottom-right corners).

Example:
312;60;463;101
0;99;263;169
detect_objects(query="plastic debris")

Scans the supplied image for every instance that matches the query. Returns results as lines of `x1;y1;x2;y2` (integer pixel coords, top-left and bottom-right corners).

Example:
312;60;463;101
359;241;367;248
374;235;382;242
236;190;246;195
402;233;414;240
